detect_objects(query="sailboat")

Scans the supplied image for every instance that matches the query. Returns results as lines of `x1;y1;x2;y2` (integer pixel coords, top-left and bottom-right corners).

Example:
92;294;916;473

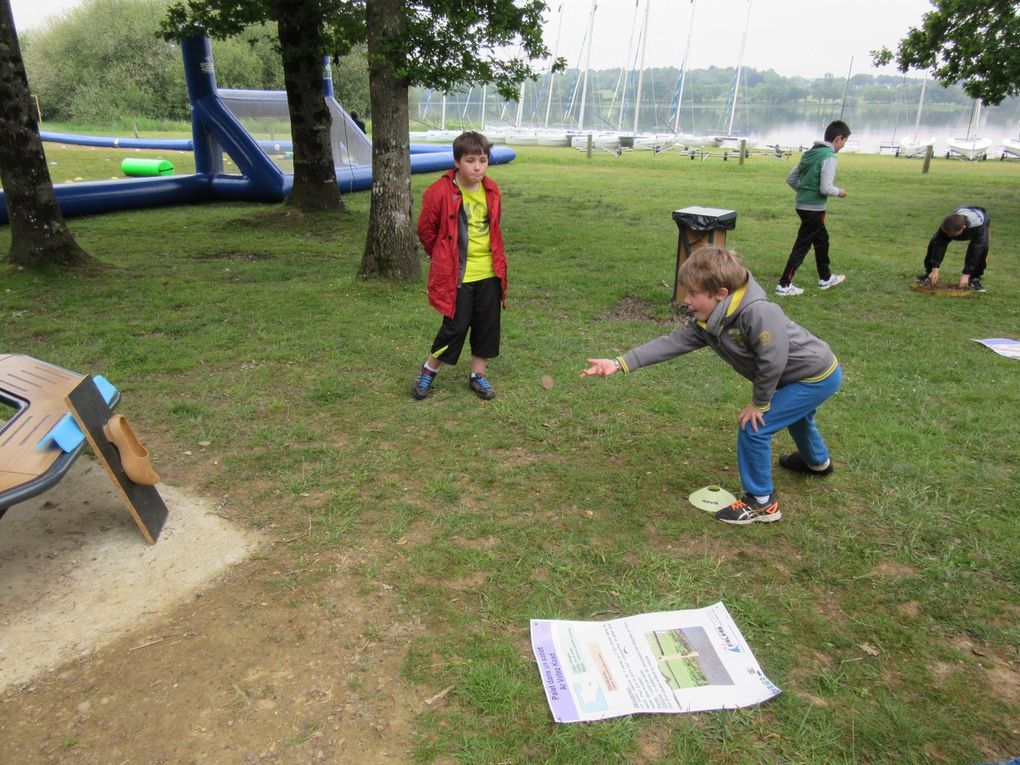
946;99;991;160
665;0;703;150
897;73;935;158
707;0;753;150
1000;113;1020;159
618;0;677;151
535;4;574;146
569;0;623;151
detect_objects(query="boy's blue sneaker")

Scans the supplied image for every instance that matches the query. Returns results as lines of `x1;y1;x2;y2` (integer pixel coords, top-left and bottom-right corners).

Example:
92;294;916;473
715;493;781;525
779;452;833;476
468;374;496;400
412;367;437;400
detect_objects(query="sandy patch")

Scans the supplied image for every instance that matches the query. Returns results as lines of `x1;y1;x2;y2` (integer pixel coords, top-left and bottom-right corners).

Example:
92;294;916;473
0;457;259;692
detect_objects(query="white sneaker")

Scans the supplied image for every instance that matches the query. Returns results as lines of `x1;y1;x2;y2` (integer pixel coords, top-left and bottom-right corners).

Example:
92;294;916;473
775;283;804;296
818;274;846;290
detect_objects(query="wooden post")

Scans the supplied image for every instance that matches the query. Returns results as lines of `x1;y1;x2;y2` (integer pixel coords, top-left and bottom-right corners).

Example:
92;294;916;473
586;134;593;160
922;144;933;174
738;139;746;166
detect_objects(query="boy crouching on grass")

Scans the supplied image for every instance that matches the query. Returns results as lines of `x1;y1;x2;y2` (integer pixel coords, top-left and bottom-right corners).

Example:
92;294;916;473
411;131;508;401
582;247;842;525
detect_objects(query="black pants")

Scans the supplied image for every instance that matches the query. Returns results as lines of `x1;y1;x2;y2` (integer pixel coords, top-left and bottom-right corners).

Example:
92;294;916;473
430;277;502;365
781;209;831;285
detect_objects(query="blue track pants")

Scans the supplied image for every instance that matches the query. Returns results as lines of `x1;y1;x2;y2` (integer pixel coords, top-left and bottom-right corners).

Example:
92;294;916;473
737;365;843;497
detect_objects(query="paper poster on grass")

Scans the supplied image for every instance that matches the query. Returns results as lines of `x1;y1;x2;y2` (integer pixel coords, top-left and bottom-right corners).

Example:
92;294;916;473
974;338;1020;360
530;602;779;723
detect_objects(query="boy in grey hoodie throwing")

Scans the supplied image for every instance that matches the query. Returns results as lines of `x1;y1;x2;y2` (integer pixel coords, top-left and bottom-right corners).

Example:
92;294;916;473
582;247;842;525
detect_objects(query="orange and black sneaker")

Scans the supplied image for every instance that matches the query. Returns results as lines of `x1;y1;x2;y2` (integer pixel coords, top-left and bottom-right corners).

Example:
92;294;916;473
715;493;781;525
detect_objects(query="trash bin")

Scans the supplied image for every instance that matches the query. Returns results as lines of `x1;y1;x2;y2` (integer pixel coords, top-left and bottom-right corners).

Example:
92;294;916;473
671;206;737;301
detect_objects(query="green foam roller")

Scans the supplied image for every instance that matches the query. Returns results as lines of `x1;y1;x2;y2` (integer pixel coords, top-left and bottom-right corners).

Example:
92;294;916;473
121;158;174;177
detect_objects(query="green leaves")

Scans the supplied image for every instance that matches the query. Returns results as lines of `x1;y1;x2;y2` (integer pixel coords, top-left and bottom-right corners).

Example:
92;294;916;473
878;0;1020;105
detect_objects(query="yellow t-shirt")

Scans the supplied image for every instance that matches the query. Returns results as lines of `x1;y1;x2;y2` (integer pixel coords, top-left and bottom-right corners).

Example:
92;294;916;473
459;184;495;283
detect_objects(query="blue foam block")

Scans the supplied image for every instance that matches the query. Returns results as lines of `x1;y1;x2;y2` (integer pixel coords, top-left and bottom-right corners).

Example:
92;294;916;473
37;375;118;453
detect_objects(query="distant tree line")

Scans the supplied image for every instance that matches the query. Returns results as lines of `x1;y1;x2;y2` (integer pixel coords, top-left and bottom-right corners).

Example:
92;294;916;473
19;0;368;124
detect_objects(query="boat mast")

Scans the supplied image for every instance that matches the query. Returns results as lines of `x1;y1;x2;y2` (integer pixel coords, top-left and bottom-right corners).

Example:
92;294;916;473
543;3;564;128
970;99;982;139
673;0;697;135
577;0;598;132
838;57;853;121
727;0;752;136
911;72;927;142
631;0;650;135
515;82;526;128
615;0;641;131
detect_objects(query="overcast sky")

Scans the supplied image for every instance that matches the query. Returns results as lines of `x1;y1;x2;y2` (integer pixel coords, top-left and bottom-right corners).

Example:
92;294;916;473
11;0;936;80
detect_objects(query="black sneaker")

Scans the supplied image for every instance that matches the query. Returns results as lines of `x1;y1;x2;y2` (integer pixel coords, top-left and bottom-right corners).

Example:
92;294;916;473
715;493;781;525
778;452;833;476
915;273;931;285
468;374;496;400
412;367;437;400
969;278;986;293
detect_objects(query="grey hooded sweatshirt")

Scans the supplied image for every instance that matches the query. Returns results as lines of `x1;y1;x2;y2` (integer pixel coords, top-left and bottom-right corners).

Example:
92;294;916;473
619;272;838;411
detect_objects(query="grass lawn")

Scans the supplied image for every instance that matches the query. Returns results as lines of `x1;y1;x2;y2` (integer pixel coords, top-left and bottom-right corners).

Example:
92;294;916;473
2;143;1019;763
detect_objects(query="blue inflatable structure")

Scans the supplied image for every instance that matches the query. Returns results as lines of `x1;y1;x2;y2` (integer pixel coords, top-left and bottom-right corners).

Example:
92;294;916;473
0;36;515;224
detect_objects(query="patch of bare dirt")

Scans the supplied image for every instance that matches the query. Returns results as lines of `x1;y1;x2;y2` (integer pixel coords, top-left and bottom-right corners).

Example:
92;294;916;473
897;601;922;618
193;251;275;262
598;296;683;325
871;560;918;578
0;459;432;764
910;280;974;297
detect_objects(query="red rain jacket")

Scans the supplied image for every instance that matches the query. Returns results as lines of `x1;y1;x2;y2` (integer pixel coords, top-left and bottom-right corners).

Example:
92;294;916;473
417;169;508;318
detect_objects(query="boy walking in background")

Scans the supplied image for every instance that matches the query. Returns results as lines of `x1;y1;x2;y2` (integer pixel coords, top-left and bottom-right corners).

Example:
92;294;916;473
583;248;842;526
411;131;507;401
916;206;990;292
777;120;851;296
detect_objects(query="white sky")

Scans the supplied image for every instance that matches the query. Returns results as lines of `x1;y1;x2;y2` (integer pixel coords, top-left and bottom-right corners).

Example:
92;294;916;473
11;0;936;80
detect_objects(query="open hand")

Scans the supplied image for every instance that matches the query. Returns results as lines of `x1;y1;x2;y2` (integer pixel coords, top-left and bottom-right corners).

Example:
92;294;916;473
581;359;619;378
738;404;765;432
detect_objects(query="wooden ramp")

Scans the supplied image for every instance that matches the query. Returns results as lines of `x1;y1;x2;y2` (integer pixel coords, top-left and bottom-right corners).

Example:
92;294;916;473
0;354;167;543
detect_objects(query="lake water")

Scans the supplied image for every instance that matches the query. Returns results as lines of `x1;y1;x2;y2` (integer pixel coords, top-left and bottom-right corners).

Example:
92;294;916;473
698;103;1020;155
426;99;1020;155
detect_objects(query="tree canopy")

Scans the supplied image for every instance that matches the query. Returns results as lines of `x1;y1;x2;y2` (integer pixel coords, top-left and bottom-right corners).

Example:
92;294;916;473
20;0;368;124
873;0;1020;105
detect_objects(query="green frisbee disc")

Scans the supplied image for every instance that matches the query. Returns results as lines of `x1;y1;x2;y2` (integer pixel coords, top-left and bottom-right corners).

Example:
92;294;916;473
688;485;737;512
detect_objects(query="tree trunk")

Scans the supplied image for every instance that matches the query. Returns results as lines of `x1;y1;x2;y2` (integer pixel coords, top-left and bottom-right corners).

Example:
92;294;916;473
274;0;343;213
0;0;89;267
359;0;420;281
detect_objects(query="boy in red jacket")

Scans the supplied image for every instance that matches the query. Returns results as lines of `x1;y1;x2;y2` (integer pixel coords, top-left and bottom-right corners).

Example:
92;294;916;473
412;131;508;400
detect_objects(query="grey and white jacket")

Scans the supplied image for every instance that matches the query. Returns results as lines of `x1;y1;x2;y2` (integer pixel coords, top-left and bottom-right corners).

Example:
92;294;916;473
618;272;838;411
